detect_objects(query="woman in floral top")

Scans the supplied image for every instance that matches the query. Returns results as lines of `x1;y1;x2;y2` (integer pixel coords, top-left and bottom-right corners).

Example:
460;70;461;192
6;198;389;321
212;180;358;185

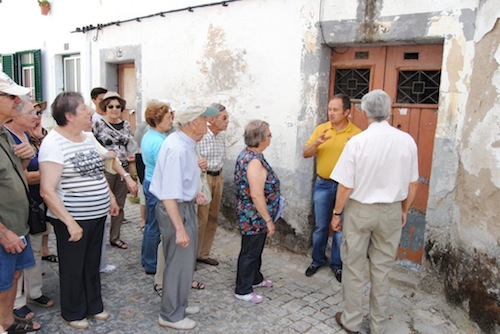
233;120;280;304
92;91;136;250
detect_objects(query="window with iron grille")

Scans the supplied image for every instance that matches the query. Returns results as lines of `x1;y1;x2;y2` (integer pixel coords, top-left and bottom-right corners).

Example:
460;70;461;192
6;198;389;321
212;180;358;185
396;70;440;104
333;68;370;99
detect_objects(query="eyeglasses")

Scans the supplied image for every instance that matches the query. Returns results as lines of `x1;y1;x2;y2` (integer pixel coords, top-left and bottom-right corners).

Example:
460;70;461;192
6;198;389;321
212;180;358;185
107;104;122;110
35;111;43;117
0;92;16;100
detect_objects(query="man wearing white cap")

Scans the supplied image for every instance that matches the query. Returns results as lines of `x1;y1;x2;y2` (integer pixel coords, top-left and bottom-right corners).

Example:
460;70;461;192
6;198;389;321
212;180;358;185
150;104;217;330
0;72;40;332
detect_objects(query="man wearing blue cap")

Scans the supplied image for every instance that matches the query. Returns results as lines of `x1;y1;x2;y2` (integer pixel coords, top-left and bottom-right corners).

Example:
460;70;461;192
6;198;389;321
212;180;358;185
150;104;218;330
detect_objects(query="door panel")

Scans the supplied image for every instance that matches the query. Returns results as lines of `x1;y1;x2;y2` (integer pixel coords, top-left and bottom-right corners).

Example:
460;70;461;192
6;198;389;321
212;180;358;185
331;44;443;267
118;63;137;131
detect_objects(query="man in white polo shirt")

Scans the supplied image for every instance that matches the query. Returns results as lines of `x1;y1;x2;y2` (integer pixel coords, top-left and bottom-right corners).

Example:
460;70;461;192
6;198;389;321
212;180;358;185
330;89;419;334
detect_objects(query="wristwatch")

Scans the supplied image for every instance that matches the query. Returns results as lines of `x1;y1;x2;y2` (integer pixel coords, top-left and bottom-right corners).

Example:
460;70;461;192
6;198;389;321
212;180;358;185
333;210;343;216
121;172;131;181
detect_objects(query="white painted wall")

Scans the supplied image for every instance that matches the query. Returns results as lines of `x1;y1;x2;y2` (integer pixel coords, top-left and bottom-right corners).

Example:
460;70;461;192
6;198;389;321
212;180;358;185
0;0;320;236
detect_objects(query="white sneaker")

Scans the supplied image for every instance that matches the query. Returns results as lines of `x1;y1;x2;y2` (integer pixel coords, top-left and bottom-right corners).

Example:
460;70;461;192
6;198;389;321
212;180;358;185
185;306;200;315
93;310;110;321
100;264;116;273
158;316;196;330
234;292;264;304
68;318;89;330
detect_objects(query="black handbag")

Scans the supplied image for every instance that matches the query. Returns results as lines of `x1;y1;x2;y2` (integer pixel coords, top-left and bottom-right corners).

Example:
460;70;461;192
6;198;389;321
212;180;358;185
28;198;47;234
135;152;145;184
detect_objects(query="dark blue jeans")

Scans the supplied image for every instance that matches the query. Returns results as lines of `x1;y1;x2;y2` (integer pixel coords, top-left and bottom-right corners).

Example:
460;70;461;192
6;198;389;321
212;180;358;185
311;177;342;270
235;232;267;295
141;179;160;273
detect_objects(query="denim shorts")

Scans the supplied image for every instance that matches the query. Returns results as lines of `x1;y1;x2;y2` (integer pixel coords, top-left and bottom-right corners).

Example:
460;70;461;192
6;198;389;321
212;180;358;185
0;234;35;292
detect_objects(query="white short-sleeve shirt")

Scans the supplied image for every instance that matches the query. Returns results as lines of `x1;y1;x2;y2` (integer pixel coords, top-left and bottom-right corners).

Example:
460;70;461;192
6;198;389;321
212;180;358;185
331;121;419;204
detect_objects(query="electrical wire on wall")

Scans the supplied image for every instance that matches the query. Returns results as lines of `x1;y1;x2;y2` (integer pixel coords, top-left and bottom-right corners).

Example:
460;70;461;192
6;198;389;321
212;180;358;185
72;0;241;35
319;0;349;54
318;0;331;47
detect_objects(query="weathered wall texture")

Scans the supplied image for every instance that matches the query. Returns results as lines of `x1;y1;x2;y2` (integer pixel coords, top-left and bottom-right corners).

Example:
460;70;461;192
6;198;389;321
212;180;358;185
426;17;500;334
1;0;499;330
321;0;499;331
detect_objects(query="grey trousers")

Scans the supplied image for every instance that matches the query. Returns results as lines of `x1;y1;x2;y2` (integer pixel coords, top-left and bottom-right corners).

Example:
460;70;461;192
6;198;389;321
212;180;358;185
156;200;197;322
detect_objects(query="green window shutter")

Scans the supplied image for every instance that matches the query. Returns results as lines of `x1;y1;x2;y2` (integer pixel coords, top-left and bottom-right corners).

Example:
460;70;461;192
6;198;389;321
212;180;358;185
1;54;17;81
33;49;43;101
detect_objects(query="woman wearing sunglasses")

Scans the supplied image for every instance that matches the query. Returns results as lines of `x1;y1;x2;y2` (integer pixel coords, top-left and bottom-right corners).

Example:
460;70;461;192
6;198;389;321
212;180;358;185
92;91;137;250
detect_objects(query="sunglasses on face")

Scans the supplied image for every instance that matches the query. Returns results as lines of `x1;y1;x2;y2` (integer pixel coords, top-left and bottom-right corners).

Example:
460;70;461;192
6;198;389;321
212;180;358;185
35;111;43;116
0;92;16;99
107;104;122;110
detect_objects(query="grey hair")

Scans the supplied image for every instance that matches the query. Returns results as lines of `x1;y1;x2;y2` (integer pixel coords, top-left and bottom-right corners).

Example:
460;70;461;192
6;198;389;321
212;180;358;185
209;103;226;112
244;120;269;148
361;89;392;122
16;95;32;113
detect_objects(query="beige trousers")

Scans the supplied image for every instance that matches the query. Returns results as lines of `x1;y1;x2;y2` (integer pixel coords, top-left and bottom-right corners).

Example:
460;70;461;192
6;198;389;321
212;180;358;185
14;232;44;309
154;238;165;286
341;200;402;334
196;173;223;259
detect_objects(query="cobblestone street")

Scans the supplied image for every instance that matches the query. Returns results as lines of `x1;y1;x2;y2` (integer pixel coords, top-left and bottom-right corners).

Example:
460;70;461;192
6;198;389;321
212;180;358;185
31;200;480;333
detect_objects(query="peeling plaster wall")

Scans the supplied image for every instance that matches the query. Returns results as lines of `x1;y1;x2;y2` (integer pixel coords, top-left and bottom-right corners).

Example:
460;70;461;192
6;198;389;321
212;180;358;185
0;0;326;252
1;0;499;329
320;0;499;331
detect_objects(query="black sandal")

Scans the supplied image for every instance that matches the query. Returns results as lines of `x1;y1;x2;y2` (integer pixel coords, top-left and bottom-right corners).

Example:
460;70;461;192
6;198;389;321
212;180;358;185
5;317;40;333
28;295;54;308
191;280;205;290
41;254;58;262
154;284;163;297
13;305;34;320
110;239;128;249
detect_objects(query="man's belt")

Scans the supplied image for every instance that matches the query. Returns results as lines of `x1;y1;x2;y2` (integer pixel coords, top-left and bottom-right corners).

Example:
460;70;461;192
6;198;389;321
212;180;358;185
207;170;222;176
317;175;336;183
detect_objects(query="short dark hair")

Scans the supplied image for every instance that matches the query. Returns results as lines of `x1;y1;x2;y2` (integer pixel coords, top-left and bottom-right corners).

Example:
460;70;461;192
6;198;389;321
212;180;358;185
51;92;84;126
332;94;351;111
91;87;107;100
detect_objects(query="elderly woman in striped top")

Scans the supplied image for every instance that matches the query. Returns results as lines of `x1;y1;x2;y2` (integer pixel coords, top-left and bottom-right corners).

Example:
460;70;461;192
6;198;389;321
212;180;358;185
39;92;119;330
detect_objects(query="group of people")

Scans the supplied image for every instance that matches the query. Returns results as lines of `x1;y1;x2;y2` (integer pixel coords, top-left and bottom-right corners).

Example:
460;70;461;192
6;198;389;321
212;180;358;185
0;67;418;334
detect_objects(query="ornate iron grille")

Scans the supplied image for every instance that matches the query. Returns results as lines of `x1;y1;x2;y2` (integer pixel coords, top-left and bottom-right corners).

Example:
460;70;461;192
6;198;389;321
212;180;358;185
334;69;370;99
396;70;440;104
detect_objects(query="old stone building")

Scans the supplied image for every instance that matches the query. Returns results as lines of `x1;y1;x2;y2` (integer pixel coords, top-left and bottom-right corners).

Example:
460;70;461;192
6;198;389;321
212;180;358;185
0;0;498;331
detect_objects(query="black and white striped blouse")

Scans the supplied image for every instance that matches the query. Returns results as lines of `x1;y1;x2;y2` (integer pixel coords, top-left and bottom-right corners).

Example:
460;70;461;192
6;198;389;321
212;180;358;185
39;130;110;220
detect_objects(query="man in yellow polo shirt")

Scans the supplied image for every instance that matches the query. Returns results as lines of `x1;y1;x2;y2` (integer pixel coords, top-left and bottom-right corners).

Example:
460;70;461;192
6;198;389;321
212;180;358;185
303;94;361;282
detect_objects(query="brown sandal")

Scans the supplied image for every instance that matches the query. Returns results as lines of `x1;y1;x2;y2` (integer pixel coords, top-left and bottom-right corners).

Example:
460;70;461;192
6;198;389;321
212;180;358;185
110;240;128;249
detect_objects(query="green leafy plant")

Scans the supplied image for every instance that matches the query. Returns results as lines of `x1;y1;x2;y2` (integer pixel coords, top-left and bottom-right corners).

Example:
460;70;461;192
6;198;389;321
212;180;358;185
38;0;50;7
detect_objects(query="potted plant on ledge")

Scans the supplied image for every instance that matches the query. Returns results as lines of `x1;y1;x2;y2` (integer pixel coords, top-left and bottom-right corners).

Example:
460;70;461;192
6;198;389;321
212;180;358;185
38;0;50;15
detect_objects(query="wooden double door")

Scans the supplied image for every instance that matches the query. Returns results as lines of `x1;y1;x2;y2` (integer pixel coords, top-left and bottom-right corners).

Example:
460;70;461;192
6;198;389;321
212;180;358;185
330;44;443;266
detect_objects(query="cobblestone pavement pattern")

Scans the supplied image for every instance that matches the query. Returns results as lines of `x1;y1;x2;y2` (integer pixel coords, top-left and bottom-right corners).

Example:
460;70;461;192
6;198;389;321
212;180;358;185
32;200;481;333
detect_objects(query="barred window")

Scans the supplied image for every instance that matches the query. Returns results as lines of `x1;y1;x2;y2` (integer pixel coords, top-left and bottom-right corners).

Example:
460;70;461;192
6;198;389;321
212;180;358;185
333;68;370;99
396;70;440;104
